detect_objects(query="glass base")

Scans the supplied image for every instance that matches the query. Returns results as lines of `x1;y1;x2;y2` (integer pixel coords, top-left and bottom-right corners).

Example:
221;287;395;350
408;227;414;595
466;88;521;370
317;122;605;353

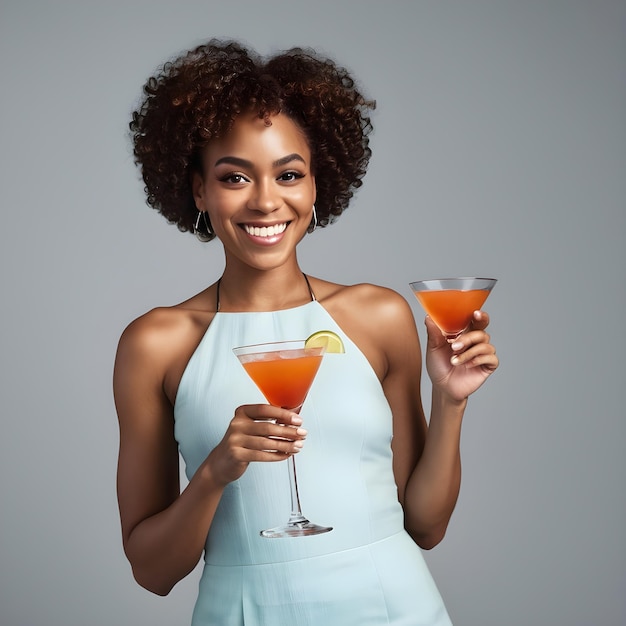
260;520;333;538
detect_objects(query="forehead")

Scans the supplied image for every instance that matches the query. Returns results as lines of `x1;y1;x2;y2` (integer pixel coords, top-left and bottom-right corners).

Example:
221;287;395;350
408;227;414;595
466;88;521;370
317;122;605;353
205;113;311;164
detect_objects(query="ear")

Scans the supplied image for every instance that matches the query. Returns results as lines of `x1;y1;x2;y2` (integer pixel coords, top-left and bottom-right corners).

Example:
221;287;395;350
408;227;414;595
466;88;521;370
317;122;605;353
191;171;205;210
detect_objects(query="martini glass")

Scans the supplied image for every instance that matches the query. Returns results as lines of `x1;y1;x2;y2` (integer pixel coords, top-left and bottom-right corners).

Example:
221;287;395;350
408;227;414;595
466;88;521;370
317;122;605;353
232;340;333;538
410;277;497;342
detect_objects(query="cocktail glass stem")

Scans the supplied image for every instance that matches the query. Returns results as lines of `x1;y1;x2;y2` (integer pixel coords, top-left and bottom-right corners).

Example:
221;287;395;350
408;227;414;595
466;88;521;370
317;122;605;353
286;452;308;525
283;405;310;526
444;330;466;343
261;404;331;538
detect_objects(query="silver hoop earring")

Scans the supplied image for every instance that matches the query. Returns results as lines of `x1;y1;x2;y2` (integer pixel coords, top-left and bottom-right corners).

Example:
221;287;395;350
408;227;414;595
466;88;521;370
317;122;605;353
309;205;318;232
194;211;214;242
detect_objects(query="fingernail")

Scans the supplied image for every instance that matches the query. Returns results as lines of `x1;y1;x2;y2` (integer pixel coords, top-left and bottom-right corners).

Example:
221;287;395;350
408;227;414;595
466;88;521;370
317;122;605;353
293;440;304;449
296;428;308;437
474;310;482;320
291;415;303;425
451;341;463;351
451;355;460;365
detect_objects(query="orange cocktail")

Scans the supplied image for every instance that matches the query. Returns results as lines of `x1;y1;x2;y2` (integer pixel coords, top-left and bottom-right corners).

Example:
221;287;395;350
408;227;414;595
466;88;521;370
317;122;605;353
410;278;497;342
241;351;323;410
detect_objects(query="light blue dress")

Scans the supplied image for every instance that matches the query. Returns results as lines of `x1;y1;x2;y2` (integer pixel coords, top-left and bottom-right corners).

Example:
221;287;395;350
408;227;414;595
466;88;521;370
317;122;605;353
174;301;452;625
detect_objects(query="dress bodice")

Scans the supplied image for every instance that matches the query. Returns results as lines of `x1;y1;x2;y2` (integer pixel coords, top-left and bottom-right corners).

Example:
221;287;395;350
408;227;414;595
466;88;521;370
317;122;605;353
174;301;405;565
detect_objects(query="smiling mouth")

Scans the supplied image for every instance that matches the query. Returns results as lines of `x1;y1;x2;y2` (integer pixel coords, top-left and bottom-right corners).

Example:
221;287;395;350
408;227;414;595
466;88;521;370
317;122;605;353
241;222;289;238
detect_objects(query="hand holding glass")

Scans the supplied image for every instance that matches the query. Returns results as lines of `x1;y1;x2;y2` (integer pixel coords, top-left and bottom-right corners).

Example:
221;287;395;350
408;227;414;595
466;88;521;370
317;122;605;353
410;277;497;342
233;340;333;538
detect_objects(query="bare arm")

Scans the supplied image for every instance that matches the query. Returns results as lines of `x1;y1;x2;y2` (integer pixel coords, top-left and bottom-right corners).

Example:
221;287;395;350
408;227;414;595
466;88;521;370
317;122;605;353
389;300;497;548
114;310;308;595
372;293;461;548
114;314;225;595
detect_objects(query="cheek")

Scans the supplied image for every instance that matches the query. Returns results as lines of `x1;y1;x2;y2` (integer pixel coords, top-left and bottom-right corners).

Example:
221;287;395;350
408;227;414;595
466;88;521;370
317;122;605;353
206;189;239;214
292;185;316;208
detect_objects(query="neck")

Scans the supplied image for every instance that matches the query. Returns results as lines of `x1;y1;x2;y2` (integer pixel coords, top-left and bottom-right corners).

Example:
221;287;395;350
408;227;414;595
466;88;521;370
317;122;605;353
217;265;313;312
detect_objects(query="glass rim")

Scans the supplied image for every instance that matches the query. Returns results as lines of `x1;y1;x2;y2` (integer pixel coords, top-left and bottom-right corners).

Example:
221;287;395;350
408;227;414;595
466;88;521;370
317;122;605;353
232;339;324;357
410;277;497;291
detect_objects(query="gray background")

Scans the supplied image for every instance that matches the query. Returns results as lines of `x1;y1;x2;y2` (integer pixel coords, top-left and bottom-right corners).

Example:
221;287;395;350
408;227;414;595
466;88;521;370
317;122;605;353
1;1;624;625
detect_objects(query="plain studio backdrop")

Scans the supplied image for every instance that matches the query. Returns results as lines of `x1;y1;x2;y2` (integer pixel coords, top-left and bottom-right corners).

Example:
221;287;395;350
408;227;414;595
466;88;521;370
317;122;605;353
1;1;624;625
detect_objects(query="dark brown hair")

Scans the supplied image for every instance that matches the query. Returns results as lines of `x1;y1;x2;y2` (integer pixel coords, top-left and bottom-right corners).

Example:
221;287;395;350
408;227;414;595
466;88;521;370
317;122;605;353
130;39;376;240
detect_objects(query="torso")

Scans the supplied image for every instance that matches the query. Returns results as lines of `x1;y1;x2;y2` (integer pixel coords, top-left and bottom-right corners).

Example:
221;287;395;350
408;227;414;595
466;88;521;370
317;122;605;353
170;285;449;625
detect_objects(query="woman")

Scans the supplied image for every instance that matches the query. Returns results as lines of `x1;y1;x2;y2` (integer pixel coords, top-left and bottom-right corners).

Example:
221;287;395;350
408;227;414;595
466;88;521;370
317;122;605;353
114;39;498;625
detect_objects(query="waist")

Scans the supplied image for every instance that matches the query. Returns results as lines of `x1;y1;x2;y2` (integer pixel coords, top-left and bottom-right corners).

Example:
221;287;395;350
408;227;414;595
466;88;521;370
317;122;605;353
203;472;405;566
204;520;408;567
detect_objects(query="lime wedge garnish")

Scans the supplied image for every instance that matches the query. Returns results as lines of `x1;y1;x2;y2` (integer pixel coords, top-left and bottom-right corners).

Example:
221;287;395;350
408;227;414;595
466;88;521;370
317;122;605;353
305;330;345;353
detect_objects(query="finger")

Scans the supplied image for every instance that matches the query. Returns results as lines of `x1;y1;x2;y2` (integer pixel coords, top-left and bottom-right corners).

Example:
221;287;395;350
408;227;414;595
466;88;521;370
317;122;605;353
450;343;497;367
450;330;491;353
241;433;305;457
251;420;308;442
470;310;490;330
455;353;499;372
247;448;302;462
238;404;304;427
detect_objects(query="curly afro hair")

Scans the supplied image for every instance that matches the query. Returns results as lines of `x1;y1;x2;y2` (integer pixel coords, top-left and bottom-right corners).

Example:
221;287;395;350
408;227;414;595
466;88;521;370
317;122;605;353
130;39;376;240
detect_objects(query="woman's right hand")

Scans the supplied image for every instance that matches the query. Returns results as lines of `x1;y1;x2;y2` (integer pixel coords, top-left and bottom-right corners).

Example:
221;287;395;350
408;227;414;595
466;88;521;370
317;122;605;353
206;405;308;486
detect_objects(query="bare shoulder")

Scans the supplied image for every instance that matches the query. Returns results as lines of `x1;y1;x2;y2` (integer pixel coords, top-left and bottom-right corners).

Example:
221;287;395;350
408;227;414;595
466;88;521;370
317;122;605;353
117;307;195;364
350;283;413;319
312;278;419;380
117;287;214;357
315;279;415;328
115;288;216;404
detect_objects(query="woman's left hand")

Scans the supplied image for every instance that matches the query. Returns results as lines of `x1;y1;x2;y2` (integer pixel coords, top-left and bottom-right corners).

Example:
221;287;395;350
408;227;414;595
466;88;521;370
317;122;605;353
424;311;499;403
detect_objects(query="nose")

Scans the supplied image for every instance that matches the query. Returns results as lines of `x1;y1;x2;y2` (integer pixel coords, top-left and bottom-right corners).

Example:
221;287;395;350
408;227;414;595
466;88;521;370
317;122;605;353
247;179;280;214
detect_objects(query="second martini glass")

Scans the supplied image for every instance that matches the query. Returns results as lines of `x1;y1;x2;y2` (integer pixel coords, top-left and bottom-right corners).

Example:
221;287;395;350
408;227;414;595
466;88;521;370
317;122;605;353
232;340;333;538
410;277;497;342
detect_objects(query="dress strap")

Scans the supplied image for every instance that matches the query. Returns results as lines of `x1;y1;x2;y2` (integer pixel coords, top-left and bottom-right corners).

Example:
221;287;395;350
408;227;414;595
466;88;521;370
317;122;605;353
302;273;317;302
215;273;315;312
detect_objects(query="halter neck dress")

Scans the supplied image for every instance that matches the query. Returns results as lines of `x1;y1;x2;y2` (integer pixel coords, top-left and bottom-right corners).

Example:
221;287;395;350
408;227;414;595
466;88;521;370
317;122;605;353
174;283;452;625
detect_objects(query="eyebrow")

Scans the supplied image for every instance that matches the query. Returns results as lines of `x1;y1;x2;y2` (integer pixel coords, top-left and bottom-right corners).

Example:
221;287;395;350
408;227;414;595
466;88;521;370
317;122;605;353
214;153;306;169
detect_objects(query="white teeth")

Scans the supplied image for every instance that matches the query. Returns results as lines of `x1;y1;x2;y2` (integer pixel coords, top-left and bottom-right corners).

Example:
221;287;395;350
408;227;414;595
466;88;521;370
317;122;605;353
244;223;287;237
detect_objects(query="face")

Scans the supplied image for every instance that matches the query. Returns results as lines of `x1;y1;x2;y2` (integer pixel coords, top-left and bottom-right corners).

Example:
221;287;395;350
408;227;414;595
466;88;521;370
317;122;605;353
193;113;316;272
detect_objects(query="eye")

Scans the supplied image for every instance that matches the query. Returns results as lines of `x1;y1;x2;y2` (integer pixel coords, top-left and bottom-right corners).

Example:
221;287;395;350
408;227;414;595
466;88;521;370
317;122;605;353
219;172;249;185
278;171;305;182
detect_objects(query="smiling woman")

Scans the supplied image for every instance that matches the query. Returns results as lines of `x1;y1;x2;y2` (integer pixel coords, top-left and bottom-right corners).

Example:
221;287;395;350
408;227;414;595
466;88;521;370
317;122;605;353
192;113;316;270
115;38;499;626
